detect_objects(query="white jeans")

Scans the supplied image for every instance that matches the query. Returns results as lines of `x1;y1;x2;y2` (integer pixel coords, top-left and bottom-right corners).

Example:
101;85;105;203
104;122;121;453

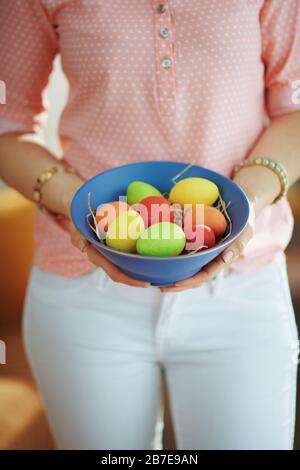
22;251;299;450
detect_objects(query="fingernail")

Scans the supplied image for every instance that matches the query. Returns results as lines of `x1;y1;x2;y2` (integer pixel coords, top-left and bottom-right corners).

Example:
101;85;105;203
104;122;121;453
222;250;234;263
134;282;150;288
78;239;87;252
174;278;197;286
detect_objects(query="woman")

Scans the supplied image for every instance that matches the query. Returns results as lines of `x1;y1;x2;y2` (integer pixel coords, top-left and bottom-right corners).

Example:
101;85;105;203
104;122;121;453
0;0;300;450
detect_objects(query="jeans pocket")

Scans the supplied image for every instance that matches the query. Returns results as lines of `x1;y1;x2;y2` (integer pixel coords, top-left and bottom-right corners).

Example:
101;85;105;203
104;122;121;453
272;253;299;349
216;252;290;305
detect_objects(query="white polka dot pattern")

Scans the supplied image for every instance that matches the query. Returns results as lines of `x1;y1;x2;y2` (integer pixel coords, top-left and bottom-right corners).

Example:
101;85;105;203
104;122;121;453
0;0;299;277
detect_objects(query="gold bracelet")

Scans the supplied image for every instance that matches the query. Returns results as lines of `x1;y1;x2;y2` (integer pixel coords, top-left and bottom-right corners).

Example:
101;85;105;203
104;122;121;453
33;164;79;215
232;157;289;204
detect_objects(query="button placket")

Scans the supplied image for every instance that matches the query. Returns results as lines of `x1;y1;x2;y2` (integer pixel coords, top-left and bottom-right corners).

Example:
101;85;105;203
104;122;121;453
153;0;177;115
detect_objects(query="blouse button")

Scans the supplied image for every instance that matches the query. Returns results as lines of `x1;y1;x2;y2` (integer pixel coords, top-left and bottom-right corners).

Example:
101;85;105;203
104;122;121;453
157;4;166;14
159;27;169;39
161;57;172;68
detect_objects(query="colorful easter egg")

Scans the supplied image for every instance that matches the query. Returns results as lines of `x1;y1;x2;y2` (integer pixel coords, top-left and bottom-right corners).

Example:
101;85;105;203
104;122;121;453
184;224;216;253
127;181;162;206
184;204;227;238
106;209;145;253
169;177;219;207
96;201;130;234
136;195;175;228
136;222;186;257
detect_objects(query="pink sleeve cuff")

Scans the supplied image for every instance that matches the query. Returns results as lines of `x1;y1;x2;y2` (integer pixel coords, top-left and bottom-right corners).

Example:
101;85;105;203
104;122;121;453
266;85;300;118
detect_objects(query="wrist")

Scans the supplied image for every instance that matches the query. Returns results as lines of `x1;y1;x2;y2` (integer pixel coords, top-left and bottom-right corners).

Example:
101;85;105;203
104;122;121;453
42;170;84;219
232;164;281;216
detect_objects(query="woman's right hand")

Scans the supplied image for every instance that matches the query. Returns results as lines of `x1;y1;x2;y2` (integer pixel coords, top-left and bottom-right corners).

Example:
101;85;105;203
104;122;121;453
52;175;151;289
68;219;151;288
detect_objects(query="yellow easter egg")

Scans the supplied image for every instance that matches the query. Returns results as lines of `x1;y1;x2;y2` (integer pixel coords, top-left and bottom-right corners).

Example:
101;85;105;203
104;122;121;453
169;177;219;207
106;209;145;253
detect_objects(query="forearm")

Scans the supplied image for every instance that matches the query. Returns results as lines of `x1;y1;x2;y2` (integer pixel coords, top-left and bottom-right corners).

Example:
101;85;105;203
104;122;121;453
233;111;300;215
0;133;84;217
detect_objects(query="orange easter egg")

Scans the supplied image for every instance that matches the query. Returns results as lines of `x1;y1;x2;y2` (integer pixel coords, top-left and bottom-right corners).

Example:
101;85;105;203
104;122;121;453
96;201;130;234
184;204;227;238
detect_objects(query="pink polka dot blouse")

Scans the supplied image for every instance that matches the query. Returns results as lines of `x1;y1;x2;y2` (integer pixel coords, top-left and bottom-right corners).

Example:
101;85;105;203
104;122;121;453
0;0;300;277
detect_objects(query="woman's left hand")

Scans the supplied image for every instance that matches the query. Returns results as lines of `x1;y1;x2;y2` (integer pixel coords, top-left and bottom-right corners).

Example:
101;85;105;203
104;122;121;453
159;200;256;293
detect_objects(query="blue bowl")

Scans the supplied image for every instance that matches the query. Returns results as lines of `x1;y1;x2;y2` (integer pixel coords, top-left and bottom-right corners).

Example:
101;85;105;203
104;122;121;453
71;161;250;286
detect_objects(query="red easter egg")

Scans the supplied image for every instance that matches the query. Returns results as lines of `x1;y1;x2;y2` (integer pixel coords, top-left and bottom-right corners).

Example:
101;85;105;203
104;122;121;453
136;196;175;228
183;223;216;253
184;204;227;238
96;201;130;234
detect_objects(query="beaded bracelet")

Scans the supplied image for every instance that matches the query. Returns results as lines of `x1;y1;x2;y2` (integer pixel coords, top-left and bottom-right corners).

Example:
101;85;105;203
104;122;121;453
232;157;289;204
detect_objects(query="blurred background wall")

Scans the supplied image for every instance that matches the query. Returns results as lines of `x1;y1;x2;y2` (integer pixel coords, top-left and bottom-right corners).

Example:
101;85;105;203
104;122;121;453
0;55;299;450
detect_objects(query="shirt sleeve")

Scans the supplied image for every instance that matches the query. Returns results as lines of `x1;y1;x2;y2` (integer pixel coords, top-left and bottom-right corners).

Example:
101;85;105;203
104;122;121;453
260;0;300;118
0;0;58;136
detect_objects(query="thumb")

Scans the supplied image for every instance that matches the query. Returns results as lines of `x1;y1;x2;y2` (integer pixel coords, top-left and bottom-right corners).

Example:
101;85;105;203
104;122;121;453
221;224;253;264
68;219;89;253
221;200;256;264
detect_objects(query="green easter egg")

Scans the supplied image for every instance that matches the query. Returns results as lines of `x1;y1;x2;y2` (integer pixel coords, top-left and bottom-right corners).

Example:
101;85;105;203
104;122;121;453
169;177;219;207
127;181;162;206
137;222;186;257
